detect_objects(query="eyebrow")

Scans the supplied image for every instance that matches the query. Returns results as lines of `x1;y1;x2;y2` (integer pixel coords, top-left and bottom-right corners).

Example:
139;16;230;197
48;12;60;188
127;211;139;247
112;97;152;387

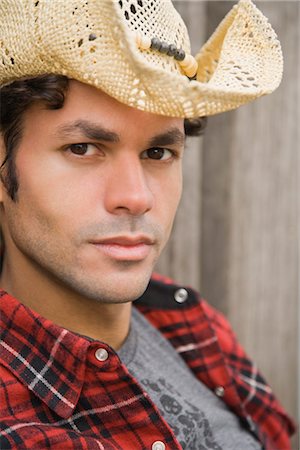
148;128;185;148
54;120;185;147
55;120;120;143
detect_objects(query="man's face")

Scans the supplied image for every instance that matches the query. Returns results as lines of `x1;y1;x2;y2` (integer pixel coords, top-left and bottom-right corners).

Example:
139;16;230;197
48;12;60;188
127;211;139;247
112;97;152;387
0;81;184;303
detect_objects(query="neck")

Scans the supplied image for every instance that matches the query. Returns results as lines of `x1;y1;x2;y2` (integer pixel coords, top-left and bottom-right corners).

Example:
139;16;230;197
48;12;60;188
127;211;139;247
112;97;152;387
0;256;132;351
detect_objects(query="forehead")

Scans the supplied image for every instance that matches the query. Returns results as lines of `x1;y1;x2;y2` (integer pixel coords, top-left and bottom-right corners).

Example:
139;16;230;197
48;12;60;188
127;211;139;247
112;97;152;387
23;80;184;142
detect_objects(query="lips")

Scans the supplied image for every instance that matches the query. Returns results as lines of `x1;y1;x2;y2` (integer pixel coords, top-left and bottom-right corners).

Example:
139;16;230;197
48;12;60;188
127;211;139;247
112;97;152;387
90;235;154;261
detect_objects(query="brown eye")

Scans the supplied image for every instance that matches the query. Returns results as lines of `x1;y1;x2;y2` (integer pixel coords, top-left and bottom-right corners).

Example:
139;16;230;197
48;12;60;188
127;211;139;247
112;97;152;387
69;143;89;155
67;143;99;156
141;147;173;160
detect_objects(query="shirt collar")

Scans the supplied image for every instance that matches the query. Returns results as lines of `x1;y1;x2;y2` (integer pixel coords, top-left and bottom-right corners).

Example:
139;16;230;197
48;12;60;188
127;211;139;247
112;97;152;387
0;290;91;419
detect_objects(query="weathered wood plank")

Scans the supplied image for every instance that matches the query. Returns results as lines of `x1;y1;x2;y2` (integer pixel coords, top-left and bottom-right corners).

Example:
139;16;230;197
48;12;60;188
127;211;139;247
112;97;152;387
156;2;299;445
156;0;206;289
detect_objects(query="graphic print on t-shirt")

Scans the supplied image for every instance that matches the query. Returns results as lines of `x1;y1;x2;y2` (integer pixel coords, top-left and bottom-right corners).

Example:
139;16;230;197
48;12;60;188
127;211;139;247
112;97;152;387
118;307;262;450
141;377;222;450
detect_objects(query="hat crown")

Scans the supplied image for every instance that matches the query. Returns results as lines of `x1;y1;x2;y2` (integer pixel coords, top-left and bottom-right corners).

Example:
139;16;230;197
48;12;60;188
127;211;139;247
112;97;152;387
0;0;190;80
116;0;190;70
0;0;283;118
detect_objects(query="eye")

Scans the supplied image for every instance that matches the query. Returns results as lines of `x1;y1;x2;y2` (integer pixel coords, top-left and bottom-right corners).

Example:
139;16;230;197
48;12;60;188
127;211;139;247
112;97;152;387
141;147;174;161
67;143;98;156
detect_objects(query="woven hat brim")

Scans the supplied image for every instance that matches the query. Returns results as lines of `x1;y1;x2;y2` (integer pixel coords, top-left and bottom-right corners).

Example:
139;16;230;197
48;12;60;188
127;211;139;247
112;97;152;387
115;0;283;117
0;0;283;118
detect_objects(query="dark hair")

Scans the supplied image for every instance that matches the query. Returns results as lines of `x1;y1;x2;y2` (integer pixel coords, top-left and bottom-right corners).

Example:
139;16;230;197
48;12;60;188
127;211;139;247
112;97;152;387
0;75;69;200
0;74;206;200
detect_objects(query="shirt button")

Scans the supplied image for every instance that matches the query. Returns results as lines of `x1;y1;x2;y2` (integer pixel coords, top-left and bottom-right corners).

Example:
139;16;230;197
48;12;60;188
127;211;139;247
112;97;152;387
215;386;225;397
95;348;109;362
152;442;166;450
174;288;188;303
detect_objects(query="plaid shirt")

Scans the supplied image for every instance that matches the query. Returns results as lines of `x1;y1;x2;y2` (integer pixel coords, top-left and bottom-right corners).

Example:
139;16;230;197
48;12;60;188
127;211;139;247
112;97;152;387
0;273;295;449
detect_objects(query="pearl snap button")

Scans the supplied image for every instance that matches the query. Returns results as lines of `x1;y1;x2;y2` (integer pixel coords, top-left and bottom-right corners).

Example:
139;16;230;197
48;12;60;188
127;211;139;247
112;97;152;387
174;288;188;303
215;386;225;397
152;442;165;450
95;348;109;362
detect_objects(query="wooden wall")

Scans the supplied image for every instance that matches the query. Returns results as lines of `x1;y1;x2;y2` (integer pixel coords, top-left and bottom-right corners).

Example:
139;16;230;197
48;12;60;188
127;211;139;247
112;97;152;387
156;1;299;446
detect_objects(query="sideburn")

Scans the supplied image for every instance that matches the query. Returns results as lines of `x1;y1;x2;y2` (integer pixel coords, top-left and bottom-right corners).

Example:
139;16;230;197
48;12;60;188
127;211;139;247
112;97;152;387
0;125;21;201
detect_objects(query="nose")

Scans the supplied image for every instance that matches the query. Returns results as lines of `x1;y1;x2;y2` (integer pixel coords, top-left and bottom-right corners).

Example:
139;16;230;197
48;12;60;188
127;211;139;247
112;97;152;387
103;154;154;216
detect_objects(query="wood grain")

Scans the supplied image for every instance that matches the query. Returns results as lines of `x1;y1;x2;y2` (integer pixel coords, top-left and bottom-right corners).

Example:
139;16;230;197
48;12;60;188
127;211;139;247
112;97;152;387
156;2;299;446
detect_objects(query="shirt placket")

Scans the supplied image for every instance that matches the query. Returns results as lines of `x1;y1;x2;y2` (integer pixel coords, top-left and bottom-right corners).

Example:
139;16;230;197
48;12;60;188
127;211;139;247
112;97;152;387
81;341;183;450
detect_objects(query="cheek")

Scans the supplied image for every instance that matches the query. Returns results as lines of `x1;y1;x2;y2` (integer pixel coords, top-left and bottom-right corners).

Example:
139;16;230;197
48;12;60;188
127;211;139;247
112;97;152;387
152;167;182;227
16;152;94;225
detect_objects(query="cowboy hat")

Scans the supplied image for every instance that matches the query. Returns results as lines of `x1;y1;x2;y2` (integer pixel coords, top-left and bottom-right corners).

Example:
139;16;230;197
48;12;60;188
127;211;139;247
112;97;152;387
0;0;283;118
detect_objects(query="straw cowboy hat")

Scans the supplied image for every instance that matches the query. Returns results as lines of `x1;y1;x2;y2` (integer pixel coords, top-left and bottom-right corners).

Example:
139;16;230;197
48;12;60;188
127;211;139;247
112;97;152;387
0;0;283;118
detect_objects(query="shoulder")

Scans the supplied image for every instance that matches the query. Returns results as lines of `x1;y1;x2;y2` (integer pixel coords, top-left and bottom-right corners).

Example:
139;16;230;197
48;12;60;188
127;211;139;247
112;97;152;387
135;273;296;448
135;272;233;336
135;272;244;364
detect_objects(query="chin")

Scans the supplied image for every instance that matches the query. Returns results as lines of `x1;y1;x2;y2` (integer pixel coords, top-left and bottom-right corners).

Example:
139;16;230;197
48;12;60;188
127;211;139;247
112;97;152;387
63;264;153;304
102;268;153;303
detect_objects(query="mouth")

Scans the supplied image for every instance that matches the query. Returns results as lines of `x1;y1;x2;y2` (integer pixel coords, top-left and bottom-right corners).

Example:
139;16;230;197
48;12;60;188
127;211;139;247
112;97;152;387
89;235;155;261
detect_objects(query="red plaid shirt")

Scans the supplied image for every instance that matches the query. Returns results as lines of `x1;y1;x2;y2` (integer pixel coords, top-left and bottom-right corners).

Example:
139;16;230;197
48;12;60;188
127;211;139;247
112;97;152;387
0;274;295;449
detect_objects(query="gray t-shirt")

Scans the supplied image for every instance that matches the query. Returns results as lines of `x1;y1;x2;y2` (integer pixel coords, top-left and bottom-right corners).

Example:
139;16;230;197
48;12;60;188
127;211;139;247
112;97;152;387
118;307;262;450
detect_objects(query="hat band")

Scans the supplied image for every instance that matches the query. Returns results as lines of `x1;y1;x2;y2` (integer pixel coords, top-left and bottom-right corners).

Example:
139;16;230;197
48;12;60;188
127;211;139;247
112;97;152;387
135;31;198;79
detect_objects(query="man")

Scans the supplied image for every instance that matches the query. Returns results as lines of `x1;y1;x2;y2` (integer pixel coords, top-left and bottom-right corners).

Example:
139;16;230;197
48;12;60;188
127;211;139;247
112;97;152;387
0;0;295;449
